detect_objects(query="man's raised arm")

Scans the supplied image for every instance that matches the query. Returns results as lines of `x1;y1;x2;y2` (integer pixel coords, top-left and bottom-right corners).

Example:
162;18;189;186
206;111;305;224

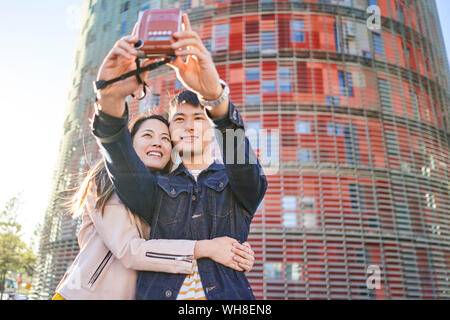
167;13;267;215
91;35;158;225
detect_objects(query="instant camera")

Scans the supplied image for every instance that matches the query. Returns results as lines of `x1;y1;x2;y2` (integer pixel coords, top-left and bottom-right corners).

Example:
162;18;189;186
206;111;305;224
133;8;183;58
94;8;182;93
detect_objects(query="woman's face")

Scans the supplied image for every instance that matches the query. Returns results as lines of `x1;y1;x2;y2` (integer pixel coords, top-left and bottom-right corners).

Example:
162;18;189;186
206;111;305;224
132;118;172;171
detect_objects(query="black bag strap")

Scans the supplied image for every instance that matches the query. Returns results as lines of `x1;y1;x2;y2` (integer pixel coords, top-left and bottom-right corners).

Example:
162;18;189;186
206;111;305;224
94;56;174;96
130;58;147;100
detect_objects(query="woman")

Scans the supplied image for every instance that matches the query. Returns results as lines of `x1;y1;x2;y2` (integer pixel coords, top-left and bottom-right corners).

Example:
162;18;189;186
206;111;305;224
53;113;255;300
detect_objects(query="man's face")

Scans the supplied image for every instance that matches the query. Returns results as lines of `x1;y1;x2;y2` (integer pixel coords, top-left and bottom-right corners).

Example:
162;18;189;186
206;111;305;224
169;102;215;159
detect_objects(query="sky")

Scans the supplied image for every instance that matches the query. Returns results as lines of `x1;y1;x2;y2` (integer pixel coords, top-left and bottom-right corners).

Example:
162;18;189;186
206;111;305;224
0;0;449;248
0;0;82;245
436;0;450;67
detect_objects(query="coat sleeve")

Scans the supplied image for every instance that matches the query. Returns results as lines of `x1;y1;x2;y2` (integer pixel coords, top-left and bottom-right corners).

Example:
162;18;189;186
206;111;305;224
87;188;196;274
207;101;268;215
91;105;158;226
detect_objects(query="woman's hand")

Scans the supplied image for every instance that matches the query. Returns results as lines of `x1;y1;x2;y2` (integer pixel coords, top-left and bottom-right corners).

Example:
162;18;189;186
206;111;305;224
95;34;154;117
233;241;255;273
194;237;255;273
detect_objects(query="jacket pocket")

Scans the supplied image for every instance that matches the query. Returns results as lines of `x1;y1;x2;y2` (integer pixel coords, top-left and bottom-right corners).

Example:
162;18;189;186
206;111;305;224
205;175;232;218
87;250;113;288
157;180;190;225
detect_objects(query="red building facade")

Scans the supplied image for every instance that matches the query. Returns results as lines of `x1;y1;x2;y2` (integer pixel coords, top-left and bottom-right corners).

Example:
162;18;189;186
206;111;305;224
130;0;449;299
34;0;449;299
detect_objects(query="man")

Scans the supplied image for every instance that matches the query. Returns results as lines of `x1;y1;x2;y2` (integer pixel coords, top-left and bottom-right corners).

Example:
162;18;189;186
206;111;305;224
92;13;267;299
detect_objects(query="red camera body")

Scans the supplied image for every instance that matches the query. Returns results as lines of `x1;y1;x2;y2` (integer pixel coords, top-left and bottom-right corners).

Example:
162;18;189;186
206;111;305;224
133;8;182;58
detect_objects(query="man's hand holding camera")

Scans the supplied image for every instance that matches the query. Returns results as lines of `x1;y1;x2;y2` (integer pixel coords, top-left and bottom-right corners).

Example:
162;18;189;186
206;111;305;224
167;14;229;118
95;13;229;118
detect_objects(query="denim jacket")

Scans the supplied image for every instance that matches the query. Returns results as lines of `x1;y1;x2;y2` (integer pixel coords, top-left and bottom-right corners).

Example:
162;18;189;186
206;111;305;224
92;101;267;300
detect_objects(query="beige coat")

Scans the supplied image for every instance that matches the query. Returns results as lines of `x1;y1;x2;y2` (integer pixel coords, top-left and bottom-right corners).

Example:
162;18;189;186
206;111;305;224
55;185;196;300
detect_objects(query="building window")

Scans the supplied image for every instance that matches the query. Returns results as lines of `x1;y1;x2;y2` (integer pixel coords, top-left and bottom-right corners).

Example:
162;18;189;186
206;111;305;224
326;95;340;105
151;94;161;107
246;120;261;148
120;1;130;13
261;31;276;54
245;43;259;55
300;197;315;211
349;183;364;211
396;1;405;24
400;161;412;173
264;262;283;280
334;22;341;53
301;213;316;229
203;39;212;53
402;42;411;66
410;89;420;120
140;4;150;11
283;212;298;227
213;23;229;52
291;20;305;43
282;196;297;227
296;121;311;134
344;125;360;166
180;0;192;10
285;263;302;281
372;33;384;55
260;0;275;9
103;22;111;33
120;21;127;36
139;98;150;114
175;79;184;90
425;193;436;209
264;262;303;281
344;21;357;40
262;81;277;93
282;196;297;211
297;149;313;164
279;81;291;92
395;202;411;232
279;67;291;79
279;67;292;93
246;94;261;105
385;131;399;158
403;42;410;59
86;29;96;46
378;79;392;113
338;71;354;97
327;123;343;135
246;68;260;81
291;0;304;8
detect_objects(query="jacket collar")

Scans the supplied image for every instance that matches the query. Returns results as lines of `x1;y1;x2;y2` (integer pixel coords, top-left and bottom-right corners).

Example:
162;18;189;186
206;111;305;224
172;158;224;177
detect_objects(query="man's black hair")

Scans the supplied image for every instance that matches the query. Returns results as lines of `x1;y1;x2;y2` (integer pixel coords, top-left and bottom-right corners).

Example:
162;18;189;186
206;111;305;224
169;90;203;119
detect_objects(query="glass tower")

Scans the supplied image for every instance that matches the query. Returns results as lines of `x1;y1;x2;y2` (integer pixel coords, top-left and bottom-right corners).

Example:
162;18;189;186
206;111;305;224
33;0;449;299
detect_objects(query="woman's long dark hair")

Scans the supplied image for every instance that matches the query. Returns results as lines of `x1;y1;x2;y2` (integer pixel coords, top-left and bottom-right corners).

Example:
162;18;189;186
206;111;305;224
71;112;170;217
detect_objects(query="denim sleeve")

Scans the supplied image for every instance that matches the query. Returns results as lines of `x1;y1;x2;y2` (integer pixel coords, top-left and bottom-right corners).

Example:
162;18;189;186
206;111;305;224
207;101;268;216
91;104;157;225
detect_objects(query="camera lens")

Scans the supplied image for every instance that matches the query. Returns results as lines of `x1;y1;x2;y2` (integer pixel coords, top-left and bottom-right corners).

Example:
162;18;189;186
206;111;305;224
134;39;144;49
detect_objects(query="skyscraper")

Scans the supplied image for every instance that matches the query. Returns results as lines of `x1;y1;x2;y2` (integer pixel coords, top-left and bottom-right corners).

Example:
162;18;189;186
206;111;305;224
33;0;449;299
